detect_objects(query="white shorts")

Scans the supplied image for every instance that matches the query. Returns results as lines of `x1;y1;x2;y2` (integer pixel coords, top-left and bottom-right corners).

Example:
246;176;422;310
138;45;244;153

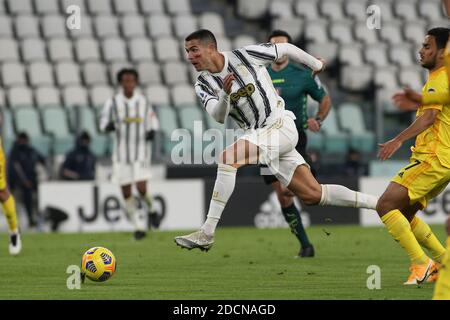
112;161;152;186
240;114;307;187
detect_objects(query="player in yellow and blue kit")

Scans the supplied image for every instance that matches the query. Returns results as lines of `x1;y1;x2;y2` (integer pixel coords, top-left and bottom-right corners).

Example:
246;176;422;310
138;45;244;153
378;28;449;285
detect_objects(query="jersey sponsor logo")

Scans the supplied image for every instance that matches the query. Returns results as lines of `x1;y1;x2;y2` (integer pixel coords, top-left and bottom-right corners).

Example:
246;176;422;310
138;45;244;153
272;78;285;84
230;83;256;103
122;117;143;124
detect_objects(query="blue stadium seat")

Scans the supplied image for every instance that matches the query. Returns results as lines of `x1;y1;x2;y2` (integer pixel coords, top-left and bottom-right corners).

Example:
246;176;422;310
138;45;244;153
41;106;74;155
14;107;52;156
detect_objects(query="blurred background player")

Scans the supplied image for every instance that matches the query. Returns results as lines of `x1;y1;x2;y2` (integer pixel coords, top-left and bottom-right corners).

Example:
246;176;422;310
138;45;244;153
60;131;96;181
377;28;449;285
8;132;46;229
0;115;21;255
175;30;378;251
100;68;160;240
261;30;331;258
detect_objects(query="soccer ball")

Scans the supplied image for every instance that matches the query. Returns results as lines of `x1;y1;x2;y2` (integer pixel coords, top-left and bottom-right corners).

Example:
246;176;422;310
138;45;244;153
81;247;117;282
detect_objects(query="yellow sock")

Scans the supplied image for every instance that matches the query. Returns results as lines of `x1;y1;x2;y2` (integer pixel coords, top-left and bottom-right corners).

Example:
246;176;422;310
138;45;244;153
410;216;446;263
433;237;450;300
1;195;18;232
381;209;429;265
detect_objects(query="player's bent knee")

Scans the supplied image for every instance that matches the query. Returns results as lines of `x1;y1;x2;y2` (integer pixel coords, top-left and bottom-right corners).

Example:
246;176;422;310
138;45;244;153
0;188;10;202
302;189;321;206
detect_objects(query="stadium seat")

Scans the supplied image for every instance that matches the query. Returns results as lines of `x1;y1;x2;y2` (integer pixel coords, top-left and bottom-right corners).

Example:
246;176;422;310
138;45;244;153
89;85;114;108
0;15;13;38
108;62;133;83
173;14;198;39
171;84;198;107
379;21;404;45
295;0;319;20
82;62;108;86
178;105;206;159
364;44;389;67
87;0;112;15
339;44;364;66
306;130;324;151
399;67;425;91
237;0;269;19
67;106;109;156
306;42;338;65
147;14;172;39
0;88;5;107
137;62;162;86
61;0;86;14
2;62;26;88
0;0;4;13
271;17;304;42
75;37;101;62
7;87;33;108
344;0;366;21
163;62;189;86
68;16;93;38
320;108;348;154
374;67;400;90
369;160;406;177
376;87;403;114
102;38;127;62
233;35;257;49
7;0;32;14
1;108;15;154
338;103;375;153
154;105;181;155
373;0;394;22
419;0;445;21
129;38;154;62
394;0;419;21
15;15;40;39
41;106;73;154
269;1;293;18
14;107;52;156
166;0;191;15
29;62;55;87
56;62;81;87
198;13;225;36
0;38;19;62
146;85;170;106
389;44;414;67
35;86;61;108
35;0;60;14
42;15;67;39
21;38;47;62
320;0;345;21
216;36;232;52
404;21;427;46
330;20;354;44
62;85;89;107
140;0;164;15
155;37;181;62
304;20;329;43
340;65;373;91
121;14;146;38
113;0;138;14
94;15;119;39
48;38;74;62
354;21;379;45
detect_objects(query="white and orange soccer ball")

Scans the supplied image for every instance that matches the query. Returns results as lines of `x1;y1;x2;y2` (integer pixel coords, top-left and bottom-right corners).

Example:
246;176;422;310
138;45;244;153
81;247;117;282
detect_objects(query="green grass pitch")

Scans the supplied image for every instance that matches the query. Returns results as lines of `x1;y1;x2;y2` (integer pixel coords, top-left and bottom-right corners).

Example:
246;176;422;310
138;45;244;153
0;224;446;299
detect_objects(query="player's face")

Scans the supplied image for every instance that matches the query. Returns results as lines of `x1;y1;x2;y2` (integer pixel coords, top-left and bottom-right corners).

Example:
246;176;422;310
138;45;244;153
120;74;137;96
270;36;289;64
419;35;439;69
185;39;213;71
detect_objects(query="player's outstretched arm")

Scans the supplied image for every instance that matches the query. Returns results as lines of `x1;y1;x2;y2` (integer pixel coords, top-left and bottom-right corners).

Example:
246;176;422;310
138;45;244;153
378;109;439;160
275;43;325;74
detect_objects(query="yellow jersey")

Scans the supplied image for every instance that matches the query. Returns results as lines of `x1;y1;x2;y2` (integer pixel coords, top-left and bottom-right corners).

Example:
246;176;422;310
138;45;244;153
423;41;450;105
412;66;450;168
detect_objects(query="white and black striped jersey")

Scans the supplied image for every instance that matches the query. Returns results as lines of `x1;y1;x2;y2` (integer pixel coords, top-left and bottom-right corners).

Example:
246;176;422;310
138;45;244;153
195;43;288;130
100;90;159;164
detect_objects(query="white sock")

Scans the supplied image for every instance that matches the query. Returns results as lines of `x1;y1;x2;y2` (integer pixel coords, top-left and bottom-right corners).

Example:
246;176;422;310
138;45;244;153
201;164;237;235
124;197;142;231
319;184;378;210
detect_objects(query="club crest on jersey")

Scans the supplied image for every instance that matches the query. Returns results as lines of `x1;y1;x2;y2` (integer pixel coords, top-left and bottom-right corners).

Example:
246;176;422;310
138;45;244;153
230;83;255;103
236;64;249;77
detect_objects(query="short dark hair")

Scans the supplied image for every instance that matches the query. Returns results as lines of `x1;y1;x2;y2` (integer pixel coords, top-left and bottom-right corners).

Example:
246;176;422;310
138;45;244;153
117;68;139;83
268;30;292;43
427;27;450;49
185;29;217;48
18;132;29;141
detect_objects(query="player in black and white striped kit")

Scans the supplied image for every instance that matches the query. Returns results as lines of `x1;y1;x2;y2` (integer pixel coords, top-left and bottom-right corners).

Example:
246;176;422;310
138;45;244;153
100;68;159;240
174;30;379;251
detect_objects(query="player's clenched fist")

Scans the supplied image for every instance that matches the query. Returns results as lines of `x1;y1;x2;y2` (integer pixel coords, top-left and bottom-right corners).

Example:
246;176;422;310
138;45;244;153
223;73;235;94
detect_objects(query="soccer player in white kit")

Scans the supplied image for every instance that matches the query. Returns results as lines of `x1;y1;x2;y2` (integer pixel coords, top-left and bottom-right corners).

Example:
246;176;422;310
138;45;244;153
174;30;380;251
100;68;159;240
